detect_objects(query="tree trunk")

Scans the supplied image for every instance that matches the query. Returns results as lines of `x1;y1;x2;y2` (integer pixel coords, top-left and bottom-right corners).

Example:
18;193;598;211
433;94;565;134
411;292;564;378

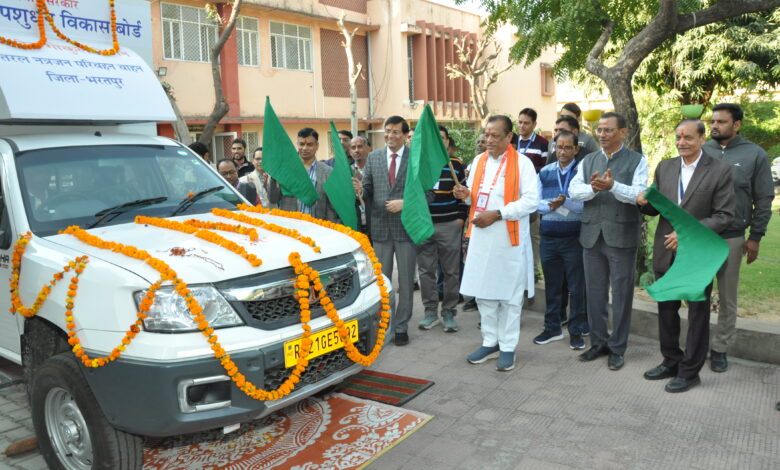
604;71;642;153
162;82;192;145
196;1;242;147
338;12;360;137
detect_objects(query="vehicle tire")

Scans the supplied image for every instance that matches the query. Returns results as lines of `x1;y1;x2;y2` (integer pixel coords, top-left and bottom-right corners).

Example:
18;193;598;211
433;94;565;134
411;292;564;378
30;353;143;470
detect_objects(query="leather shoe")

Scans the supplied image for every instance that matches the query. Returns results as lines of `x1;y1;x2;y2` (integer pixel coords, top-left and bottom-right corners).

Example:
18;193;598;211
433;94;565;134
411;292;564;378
710;350;728;373
394;332;409;346
608;353;624;370
644;364;677;380
578;344;609;362
665;375;701;393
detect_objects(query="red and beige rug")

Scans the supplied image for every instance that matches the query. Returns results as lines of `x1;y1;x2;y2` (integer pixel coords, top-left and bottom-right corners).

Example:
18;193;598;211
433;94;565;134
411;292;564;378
144;393;431;470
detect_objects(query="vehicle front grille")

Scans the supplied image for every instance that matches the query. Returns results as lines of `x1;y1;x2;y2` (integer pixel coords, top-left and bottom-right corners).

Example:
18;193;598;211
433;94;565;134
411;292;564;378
263;337;368;391
243;273;354;326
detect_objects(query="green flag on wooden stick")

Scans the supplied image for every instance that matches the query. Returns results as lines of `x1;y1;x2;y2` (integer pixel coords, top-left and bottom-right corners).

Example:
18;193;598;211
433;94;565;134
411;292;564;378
261;97;318;206
401;105;450;244
324;122;358;229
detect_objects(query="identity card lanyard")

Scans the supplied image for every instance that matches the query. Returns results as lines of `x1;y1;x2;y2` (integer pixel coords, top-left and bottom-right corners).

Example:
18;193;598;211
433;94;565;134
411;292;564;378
557;165;574;195
474;155;507;212
519;133;535;156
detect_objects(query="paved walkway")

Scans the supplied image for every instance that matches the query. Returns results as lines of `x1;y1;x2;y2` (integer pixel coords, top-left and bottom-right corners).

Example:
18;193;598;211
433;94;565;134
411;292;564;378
2;300;778;469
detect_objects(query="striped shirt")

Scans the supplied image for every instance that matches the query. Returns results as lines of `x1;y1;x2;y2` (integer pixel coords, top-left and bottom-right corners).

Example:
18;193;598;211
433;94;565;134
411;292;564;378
429;157;468;223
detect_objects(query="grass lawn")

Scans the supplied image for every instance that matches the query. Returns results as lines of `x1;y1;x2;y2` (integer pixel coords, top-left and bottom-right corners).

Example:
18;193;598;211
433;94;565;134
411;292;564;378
735;193;780;322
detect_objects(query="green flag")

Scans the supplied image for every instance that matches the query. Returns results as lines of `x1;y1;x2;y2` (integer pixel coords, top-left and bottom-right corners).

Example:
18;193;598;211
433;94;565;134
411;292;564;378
261;97;318;206
324;122;358;230
643;186;729;302
401;105;450;244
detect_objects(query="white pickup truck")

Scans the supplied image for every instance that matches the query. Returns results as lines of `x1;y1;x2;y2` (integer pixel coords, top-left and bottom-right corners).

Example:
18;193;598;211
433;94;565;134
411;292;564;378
0;41;389;470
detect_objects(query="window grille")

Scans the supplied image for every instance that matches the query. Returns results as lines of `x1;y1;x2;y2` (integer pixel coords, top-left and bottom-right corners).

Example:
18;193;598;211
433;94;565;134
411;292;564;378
270;21;313;71
243;132;259;151
237;17;259;66
161;3;218;63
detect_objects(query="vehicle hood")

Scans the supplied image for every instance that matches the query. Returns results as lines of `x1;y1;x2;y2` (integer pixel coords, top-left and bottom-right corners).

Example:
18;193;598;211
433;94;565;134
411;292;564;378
44;211;361;284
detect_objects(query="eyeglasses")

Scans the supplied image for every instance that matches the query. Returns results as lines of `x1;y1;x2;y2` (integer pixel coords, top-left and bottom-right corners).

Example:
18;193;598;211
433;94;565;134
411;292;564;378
557;145;576;151
596;127;617;135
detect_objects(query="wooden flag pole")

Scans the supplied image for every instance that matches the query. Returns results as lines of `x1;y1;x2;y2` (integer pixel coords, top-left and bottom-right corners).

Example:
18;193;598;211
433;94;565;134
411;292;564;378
447;160;460;184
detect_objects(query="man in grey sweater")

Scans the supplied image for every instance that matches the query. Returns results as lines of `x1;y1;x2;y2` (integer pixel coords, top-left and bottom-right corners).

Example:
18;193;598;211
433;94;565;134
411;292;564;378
704;103;775;373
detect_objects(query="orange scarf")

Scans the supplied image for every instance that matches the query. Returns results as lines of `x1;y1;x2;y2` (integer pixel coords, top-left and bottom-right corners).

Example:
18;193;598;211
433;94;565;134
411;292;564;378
466;144;520;246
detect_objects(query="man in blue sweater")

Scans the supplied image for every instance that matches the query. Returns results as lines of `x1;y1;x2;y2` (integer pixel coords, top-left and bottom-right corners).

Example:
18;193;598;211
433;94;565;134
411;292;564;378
533;131;588;350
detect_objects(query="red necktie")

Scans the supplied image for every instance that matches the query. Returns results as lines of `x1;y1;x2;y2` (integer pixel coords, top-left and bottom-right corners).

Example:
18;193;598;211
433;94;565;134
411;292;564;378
388;153;398;186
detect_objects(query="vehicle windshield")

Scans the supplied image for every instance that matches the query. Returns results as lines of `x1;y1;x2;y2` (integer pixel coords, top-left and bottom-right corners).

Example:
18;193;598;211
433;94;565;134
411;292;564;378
16;144;243;236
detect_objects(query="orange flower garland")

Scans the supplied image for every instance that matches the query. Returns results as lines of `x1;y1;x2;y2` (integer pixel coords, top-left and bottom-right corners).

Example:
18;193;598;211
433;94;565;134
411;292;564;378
56;225;314;401
236;204;392;365
212;208;320;253
0;0;46;50
135;216;261;267
8;232;87;318
183;219;259;242
0;0;119;55
10;206;391;401
42;0;120;56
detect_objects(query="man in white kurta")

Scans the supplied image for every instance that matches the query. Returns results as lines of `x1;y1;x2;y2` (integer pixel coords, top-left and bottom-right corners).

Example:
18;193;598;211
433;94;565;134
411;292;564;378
455;115;540;371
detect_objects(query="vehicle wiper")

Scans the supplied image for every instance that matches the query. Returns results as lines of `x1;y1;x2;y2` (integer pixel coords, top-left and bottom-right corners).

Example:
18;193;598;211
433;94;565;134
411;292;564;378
87;197;168;229
169;185;224;217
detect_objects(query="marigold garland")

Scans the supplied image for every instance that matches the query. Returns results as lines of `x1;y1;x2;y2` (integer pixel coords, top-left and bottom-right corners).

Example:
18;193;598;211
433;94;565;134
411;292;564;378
136;215;261;267
10;206;391;401
183;218;259;242
212;208;320;252
0;0;46;50
0;0;119;55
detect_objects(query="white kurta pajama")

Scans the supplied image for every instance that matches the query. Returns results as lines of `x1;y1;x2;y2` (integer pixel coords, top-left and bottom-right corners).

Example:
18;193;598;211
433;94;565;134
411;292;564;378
461;151;540;352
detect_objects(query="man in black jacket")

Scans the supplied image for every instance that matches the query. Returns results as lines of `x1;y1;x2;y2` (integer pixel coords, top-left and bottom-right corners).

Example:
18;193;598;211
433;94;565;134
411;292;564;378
704;103;774;373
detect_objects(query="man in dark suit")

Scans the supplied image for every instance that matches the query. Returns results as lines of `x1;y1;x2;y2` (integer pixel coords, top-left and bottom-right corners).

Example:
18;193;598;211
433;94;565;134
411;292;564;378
217;158;257;204
353;115;416;346
267;128;339;223
637;119;735;393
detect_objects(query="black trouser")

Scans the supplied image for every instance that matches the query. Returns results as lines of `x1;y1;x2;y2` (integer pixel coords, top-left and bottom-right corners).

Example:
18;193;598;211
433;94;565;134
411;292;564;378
657;280;713;379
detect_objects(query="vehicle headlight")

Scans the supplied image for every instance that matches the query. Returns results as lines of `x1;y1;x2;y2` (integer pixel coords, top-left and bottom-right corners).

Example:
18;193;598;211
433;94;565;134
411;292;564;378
352;248;377;288
134;285;243;332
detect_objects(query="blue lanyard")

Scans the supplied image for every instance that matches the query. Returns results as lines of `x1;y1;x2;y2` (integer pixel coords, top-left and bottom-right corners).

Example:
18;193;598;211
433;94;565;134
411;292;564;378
557;164;574;194
519;133;535;155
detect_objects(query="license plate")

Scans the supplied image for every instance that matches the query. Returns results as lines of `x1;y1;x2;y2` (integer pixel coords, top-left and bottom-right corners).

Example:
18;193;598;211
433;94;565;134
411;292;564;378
283;320;359;368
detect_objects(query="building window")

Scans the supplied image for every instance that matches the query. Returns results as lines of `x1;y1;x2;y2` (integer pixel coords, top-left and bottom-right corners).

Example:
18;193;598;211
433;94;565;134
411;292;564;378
237;16;259;66
540;64;555;96
243;132;259;152
161;3;218;62
270;21;313;71
407;36;415;102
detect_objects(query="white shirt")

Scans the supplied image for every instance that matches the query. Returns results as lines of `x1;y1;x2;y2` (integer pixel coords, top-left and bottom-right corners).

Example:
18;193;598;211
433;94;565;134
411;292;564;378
679;150;703;203
385;146;405;181
568;145;648;204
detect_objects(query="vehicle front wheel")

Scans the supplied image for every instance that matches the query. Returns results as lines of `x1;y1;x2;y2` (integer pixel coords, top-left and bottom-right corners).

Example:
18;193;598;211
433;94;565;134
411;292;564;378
30;353;143;470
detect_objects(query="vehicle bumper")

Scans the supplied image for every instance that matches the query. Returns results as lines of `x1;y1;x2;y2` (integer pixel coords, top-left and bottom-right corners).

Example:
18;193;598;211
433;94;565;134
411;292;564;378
80;302;384;437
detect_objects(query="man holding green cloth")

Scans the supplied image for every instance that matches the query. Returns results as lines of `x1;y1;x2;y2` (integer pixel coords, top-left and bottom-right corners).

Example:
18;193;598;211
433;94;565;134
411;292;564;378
637;119;734;393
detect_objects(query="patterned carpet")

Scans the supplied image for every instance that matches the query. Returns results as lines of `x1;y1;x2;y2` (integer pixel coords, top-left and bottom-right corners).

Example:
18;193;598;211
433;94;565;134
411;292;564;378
144;393;431;470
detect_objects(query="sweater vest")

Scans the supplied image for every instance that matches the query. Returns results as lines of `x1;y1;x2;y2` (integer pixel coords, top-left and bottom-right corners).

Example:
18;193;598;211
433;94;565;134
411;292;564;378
539;162;582;237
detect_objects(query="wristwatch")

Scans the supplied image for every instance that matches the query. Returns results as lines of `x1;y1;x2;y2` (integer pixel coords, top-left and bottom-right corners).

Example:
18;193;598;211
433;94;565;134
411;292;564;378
496;209;503;220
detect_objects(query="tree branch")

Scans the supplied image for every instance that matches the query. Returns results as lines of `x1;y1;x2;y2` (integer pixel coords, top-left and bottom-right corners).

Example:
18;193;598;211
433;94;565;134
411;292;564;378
585;20;614;79
675;0;780;32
